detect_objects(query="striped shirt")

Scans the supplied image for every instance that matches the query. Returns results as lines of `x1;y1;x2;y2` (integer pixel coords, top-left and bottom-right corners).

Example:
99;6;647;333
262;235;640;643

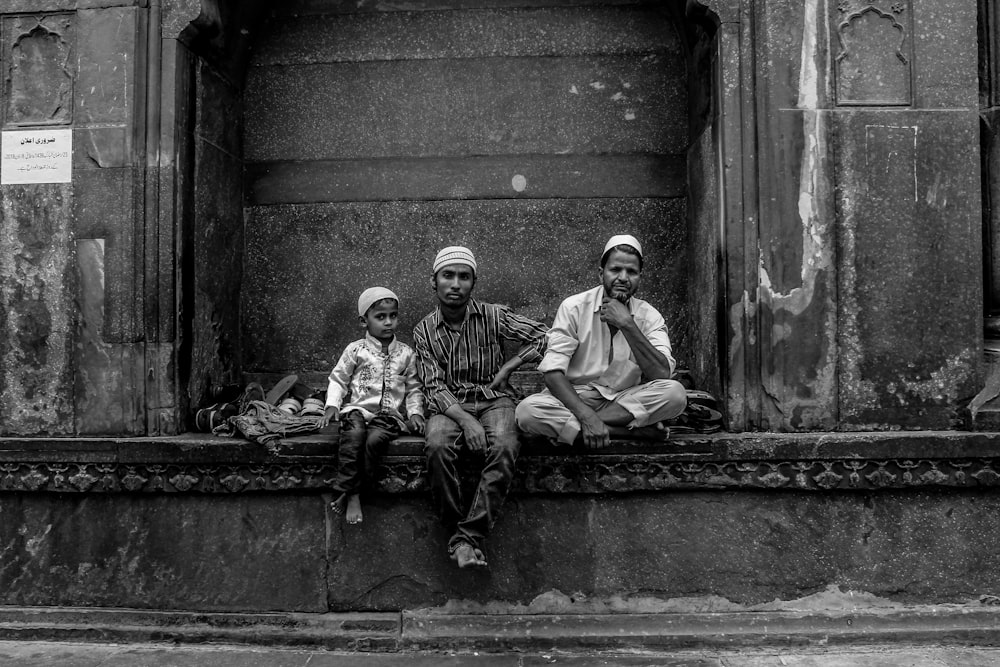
413;299;548;414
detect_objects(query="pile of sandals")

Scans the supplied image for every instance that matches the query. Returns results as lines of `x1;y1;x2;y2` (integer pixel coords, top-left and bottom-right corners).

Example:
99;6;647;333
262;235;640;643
665;389;724;434
664;369;724;434
195;375;328;445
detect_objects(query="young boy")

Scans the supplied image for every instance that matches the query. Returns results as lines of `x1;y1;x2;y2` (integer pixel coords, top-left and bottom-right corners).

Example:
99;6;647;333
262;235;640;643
320;287;425;524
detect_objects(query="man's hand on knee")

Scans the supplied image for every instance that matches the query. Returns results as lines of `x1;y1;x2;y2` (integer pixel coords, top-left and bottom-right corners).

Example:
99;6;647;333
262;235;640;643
578;409;610;450
444;405;489;452
460;418;489;452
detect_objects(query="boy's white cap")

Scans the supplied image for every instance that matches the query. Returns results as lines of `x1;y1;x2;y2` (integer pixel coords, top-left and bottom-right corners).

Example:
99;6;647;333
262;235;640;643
358;287;398;317
603;234;643;258
433;246;477;275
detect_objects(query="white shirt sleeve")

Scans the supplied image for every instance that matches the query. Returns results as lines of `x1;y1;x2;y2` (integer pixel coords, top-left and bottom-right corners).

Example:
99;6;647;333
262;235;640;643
537;298;579;374
640;308;675;376
325;344;357;409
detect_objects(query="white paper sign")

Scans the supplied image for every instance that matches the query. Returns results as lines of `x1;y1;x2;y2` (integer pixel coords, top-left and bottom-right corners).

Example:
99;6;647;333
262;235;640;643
1;129;72;184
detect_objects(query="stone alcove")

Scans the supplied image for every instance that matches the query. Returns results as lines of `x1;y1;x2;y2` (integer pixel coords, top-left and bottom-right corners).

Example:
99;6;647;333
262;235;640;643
174;0;729;427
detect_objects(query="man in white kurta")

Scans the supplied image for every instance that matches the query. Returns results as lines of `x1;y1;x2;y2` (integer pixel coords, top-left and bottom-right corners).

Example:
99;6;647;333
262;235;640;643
515;235;687;448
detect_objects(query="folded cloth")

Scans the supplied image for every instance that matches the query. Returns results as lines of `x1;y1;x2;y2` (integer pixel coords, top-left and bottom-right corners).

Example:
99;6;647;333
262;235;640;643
213;400;324;444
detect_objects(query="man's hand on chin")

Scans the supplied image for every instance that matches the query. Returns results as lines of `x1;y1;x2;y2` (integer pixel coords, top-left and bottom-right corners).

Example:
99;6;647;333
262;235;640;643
600;296;634;330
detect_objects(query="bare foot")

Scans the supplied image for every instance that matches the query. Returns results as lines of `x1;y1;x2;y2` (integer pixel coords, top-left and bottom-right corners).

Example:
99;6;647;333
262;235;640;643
450;543;487;569
345;494;363;524
330;493;346;515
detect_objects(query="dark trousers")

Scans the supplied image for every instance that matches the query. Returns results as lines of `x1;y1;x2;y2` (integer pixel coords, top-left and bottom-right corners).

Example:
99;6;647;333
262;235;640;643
424;397;519;552
332;411;400;496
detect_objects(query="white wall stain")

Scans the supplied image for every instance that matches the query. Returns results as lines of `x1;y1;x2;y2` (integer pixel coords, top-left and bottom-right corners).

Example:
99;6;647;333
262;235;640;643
589;81;605;90
925;171;950;210
25;524;52;558
898;349;975;403
864;125;918;201
624;110;636;121
729;291;749;369
757;0;837;427
570;85;579;95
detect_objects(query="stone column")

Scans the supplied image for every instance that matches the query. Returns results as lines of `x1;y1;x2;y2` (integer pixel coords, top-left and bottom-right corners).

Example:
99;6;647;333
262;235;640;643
832;0;981;429
708;0;981;431
0;1;201;436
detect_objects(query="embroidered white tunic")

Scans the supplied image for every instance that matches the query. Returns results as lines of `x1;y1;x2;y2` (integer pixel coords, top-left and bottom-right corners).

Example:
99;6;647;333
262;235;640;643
325;333;424;424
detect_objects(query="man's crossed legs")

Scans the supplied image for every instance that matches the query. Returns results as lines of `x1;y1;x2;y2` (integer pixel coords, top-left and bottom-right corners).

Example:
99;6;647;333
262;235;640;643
515;378;687;445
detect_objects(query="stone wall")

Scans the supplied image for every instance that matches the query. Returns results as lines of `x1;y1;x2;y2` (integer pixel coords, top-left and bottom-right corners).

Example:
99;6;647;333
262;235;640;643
241;1;695;379
0;7;146;436
733;0;982;430
0;0;991;435
1;432;999;612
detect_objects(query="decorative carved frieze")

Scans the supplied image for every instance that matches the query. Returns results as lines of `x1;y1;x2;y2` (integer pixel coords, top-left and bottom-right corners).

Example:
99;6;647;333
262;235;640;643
0;455;998;494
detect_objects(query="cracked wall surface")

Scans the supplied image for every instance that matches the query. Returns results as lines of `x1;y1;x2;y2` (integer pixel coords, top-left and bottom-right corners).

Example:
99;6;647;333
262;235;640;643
742;0;982;430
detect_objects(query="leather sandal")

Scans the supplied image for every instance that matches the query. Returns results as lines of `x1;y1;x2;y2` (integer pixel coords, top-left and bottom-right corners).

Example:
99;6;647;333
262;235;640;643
265;374;299;405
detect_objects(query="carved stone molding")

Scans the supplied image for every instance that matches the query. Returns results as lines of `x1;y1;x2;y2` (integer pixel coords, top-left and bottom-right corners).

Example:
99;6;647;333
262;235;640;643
686;0;741;25
1;455;999;494
834;0;912;105
2;14;75;126
511;457;1000;493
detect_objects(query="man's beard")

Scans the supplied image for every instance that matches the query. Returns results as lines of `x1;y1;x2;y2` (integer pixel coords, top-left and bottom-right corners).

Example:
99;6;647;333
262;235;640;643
606;288;630;304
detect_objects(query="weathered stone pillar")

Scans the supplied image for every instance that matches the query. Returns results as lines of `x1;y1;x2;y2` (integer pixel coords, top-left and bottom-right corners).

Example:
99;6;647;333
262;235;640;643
0;1;204;436
831;0;981;429
719;0;982;430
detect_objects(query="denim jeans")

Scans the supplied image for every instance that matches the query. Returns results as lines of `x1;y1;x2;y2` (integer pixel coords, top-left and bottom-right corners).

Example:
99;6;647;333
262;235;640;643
424;396;519;552
332;411;400;496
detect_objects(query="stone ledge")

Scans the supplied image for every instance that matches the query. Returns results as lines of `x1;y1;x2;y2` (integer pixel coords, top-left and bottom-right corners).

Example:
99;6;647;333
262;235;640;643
0;431;997;493
402;607;1000;652
0;607;398;651
1;604;1000;652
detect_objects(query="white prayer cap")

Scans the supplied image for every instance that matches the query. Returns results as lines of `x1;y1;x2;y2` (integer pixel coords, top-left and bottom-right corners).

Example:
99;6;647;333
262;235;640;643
358;287;398;317
433;246;477;275
603;234;643;259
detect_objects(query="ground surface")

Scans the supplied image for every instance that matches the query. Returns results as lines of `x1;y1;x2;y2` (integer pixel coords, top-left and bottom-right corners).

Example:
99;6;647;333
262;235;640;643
2;641;1000;667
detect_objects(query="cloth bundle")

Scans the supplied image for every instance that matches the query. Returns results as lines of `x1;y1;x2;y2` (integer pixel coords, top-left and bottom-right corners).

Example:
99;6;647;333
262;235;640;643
213;399;325;445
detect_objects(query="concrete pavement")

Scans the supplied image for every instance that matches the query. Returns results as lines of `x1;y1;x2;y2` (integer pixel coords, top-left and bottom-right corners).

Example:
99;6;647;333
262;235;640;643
1;641;1000;666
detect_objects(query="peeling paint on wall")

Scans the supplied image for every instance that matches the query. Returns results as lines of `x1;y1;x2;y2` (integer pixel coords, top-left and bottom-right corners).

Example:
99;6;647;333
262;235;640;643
0;185;74;435
756;0;838;429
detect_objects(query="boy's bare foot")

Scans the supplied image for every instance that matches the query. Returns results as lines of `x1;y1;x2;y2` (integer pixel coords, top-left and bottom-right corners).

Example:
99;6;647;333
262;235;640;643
450;543;487;569
330;493;346;515
345;494;363;524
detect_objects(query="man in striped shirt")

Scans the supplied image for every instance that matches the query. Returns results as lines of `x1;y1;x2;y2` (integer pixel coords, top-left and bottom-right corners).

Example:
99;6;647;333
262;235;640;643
414;246;548;569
